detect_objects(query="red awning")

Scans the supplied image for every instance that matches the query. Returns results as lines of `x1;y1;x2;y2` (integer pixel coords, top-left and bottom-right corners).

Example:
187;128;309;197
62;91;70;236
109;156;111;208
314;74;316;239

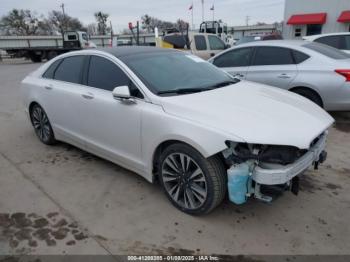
338;11;350;23
287;13;327;25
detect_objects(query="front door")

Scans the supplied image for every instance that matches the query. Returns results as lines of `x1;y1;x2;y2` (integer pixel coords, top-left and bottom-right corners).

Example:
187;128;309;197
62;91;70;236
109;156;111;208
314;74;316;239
212;47;254;80
77;55;144;170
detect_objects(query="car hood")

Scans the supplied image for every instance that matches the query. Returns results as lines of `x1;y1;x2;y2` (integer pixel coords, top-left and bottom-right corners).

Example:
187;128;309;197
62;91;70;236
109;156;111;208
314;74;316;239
159;81;334;149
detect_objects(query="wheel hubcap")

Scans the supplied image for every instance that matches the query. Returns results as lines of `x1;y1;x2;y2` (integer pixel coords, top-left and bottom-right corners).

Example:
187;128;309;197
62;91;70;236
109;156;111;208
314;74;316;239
32;107;50;142
162;153;207;210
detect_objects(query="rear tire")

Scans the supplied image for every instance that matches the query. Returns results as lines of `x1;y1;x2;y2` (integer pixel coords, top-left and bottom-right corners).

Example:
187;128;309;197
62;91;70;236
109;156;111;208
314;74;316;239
292;88;323;108
30;104;56;145
158;143;226;215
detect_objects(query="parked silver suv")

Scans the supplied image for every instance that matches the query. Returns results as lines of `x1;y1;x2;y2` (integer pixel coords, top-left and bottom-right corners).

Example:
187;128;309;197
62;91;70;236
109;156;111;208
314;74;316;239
209;40;350;111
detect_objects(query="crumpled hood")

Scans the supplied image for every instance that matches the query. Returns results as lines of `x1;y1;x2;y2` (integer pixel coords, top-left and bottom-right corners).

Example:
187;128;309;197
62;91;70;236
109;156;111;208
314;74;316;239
160;81;334;149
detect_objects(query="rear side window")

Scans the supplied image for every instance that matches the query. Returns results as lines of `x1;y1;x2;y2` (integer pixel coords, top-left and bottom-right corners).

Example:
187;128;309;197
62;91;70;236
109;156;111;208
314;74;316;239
252;47;294;66
292;50;310;64
315;36;341;49
194;35;207;50
213;48;252;67
87;56;143;98
344;35;350;50
54;56;85;84
42;59;62;79
303;42;350;59
208;35;225;50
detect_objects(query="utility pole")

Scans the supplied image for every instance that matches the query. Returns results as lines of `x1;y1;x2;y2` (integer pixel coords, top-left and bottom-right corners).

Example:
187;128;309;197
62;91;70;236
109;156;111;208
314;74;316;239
201;0;204;22
245;15;250;26
60;3;66;32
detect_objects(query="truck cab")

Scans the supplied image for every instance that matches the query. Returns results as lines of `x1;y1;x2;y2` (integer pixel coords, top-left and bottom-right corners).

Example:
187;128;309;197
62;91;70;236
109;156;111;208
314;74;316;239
156;32;228;60
63;31;90;49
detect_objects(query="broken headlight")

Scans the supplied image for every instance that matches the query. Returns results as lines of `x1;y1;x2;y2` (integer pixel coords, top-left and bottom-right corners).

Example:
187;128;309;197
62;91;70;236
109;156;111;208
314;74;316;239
224;142;307;165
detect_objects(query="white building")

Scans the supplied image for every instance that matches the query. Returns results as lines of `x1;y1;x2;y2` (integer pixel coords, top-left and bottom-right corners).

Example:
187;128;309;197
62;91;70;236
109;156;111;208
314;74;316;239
283;0;350;39
230;24;282;40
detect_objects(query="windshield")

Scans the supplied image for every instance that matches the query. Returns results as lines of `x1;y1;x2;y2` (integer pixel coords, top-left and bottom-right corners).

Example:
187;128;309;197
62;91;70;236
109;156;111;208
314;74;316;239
121;52;236;96
303;42;350;60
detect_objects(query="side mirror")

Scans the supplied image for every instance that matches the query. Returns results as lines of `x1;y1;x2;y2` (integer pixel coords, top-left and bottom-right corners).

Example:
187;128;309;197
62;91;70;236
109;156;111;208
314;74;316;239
112;86;135;103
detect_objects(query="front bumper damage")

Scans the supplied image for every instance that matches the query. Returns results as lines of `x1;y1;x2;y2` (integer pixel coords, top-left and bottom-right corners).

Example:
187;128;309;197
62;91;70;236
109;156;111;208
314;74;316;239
225;132;328;204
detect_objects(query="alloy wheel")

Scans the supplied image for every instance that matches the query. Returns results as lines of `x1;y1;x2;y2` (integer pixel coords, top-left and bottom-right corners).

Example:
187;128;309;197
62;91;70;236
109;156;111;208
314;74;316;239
31;106;51;142
161;153;208;210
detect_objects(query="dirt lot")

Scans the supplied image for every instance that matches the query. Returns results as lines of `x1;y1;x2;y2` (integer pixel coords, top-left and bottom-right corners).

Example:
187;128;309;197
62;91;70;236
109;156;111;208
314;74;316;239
0;59;350;258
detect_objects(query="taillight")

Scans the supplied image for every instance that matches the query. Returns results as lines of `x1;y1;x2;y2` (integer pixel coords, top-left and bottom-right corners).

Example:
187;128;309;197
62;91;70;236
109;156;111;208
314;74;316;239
335;69;350;82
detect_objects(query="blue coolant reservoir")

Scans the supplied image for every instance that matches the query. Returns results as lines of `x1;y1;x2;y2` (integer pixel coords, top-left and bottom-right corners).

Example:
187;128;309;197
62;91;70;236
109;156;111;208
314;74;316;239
227;163;251;205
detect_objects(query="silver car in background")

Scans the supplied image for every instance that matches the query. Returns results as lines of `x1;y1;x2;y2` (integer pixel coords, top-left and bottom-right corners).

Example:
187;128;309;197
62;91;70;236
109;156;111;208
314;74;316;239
303;33;350;54
209;40;350;111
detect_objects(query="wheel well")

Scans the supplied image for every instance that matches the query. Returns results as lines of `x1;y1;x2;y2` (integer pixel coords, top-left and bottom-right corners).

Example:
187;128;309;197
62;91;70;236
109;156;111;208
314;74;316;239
289;86;323;107
28;102;40;124
152;140;226;180
29;102;39;114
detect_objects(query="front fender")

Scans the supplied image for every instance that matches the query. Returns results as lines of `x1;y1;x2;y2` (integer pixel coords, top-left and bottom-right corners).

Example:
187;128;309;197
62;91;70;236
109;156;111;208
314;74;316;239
141;103;245;181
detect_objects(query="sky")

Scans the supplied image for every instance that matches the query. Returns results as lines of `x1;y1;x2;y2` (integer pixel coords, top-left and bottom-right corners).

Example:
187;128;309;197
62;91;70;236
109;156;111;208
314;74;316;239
0;0;285;32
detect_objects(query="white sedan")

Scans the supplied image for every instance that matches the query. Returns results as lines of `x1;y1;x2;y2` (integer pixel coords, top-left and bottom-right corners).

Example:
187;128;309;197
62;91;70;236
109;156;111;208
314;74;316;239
21;47;334;215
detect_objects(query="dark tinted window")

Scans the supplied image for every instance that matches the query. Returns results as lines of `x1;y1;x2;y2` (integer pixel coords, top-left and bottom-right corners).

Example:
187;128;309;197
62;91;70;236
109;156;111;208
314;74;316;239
315;36;341;49
208;35;225;50
292;50;310;64
306;24;322;36
252;47;294;66
213;48;252;67
303;42;350;59
87;56;143;98
54;56;85;84
43;59;62;79
194;35;207;50
344;35;350;50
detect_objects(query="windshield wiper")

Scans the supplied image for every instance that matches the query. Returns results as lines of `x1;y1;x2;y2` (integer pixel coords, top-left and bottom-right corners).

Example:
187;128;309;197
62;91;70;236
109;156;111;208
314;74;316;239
210;79;239;88
157;88;211;95
157;80;239;95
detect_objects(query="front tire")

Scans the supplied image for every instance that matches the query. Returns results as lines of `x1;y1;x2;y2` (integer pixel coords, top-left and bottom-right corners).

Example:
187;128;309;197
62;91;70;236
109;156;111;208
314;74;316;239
30;104;56;145
158;143;226;215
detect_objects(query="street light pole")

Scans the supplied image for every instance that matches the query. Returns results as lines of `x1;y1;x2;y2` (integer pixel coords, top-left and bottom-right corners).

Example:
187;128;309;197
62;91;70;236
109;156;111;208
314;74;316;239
60;3;66;32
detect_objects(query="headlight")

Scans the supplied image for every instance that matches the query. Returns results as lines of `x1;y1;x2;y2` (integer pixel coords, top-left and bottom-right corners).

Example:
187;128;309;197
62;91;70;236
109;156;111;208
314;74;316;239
224;141;306;165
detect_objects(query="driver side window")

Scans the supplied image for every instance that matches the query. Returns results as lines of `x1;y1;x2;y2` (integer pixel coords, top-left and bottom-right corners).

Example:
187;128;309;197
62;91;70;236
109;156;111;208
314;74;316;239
87;56;143;98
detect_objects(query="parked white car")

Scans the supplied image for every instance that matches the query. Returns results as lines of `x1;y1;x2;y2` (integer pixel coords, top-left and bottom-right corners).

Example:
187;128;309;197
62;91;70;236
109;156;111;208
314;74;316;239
209;40;350;111
303;32;350;54
21;47;333;215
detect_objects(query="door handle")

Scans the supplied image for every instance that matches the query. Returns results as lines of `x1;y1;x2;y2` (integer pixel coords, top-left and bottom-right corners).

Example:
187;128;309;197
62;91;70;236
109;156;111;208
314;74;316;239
81;93;94;100
278;74;291;79
44;85;53;90
233;73;244;78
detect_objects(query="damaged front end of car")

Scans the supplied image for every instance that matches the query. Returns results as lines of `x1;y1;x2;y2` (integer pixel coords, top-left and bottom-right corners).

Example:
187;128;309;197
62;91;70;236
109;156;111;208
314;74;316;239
222;132;328;204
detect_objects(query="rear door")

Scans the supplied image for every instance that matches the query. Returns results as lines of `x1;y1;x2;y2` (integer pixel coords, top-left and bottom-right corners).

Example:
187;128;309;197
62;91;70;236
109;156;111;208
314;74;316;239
246;46;297;89
41;55;88;145
212;47;253;80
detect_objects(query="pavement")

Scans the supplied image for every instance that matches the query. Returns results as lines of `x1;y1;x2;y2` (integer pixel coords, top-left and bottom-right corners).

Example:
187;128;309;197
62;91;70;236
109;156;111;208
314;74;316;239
0;59;350;258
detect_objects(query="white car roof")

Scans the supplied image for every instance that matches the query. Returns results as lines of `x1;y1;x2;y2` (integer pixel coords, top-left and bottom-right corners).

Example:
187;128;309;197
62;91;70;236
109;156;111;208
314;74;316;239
303;32;350;41
234;40;307;48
